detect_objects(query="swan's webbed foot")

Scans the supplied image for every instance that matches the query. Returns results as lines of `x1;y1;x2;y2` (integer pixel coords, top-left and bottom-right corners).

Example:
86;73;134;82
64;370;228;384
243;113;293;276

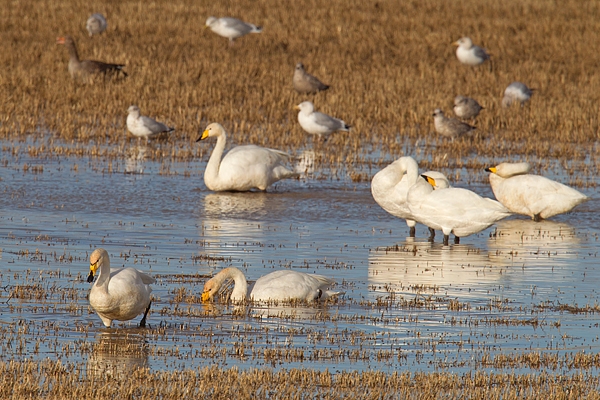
139;301;152;328
409;226;416;237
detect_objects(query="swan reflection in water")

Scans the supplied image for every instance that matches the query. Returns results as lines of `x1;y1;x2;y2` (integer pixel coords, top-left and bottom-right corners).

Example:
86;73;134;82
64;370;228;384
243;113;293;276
87;331;149;379
487;218;580;267
369;239;495;297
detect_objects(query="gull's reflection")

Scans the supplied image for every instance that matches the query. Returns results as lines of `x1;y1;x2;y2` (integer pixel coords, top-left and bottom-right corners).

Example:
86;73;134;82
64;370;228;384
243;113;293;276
369;240;496;296
295;150;315;178
87;331;149;379
125;144;148;174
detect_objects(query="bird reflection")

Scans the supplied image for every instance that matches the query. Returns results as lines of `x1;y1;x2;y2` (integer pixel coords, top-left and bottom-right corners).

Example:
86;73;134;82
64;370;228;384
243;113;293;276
369;240;495;296
487;218;580;267
203;192;268;218
125;144;148;174
87;331;149;379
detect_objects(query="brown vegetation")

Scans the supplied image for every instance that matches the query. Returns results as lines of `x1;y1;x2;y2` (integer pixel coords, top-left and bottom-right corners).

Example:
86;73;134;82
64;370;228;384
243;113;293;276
0;0;598;180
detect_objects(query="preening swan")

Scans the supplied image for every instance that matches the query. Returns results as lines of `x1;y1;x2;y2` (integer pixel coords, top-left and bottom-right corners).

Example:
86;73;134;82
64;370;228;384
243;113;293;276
197;123;298;192
87;248;155;328
201;267;341;303
485;162;589;221
371;156;449;238
407;175;512;246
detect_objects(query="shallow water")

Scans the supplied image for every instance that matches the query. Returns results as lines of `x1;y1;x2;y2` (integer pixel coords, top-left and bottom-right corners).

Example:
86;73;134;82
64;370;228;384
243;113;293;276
0;141;598;375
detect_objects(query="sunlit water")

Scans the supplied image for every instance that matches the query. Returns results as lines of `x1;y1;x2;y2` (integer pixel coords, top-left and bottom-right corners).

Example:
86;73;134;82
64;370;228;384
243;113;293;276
0;141;598;376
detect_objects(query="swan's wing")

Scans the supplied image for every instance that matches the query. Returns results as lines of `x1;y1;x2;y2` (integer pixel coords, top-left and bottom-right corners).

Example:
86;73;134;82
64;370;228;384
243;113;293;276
251;270;334;302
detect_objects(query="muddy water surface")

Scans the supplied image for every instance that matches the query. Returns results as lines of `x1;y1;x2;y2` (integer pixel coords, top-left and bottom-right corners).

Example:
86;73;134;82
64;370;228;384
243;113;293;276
0;141;598;375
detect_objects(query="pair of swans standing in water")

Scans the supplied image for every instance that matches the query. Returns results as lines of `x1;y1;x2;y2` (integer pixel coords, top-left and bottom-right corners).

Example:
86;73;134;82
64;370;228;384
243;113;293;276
371;157;589;245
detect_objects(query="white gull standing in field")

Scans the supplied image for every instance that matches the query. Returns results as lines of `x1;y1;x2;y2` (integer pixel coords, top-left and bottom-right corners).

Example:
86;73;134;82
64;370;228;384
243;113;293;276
205;16;262;45
295;101;350;139
126;105;174;140
454;37;490;66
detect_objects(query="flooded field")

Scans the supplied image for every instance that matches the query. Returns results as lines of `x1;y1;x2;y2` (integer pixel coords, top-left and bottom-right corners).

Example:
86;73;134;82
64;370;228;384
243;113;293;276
0;139;598;381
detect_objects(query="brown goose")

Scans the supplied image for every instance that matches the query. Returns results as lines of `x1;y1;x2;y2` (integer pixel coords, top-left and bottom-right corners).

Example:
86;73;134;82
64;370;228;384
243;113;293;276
56;36;127;80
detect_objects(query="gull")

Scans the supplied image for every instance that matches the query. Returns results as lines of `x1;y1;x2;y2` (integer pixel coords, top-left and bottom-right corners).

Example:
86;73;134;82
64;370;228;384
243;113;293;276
205;16;262;45
295;101;350;139
197;122;298;192
56;36;126;81
126;105;174;140
485;162;589;221
86;13;107;37
453;37;490;66
453;96;483;119
87;248;155;328
201;267;341;303
293;63;330;94
502;82;534;107
433;109;475;138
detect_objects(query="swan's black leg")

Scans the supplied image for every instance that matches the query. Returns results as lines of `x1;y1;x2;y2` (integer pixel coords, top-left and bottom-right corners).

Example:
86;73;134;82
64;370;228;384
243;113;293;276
454;236;460;244
139;301;152;328
443;234;449;246
428;228;435;242
409;226;416;237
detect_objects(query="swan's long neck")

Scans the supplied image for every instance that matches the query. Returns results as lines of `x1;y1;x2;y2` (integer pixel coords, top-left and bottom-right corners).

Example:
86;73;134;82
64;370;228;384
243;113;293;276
219;267;248;301
204;132;227;190
95;256;111;291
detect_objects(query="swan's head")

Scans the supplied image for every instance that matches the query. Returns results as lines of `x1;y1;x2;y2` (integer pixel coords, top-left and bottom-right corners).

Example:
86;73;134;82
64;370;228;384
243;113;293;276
421;174;448;190
295;101;314;114
197;122;225;142
485;162;532;178
127;105;140;116
422;171;450;189
205;16;217;28
88;248;108;283
201;277;219;302
453;37;473;49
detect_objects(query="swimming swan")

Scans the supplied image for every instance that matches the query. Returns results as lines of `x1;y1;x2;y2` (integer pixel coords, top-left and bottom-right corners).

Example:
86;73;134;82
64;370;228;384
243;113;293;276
87;248;155;328
485;162;589;221
407;175;512;245
198;123;298;191
371;156;449;238
201;267;341;303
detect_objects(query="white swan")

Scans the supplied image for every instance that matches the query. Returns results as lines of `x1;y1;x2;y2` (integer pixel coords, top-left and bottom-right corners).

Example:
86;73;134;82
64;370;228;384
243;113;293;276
201;267;341;303
485;162;589;221
197;122;298;192
407;174;512;245
371;156;449;238
87;248;155;328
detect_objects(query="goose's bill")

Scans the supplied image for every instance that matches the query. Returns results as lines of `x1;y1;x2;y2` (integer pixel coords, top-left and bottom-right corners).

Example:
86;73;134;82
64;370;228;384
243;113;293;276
56;36;66;44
